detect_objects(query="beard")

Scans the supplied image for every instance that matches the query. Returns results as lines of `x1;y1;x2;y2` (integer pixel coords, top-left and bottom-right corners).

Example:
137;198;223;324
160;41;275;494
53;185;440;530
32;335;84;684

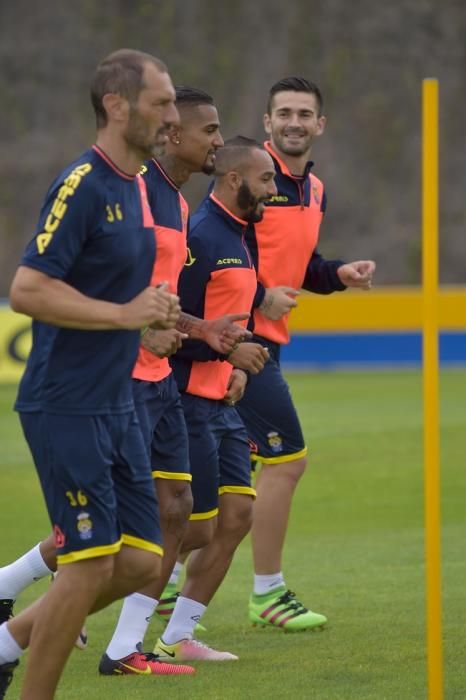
237;182;265;223
124;108;165;159
201;151;217;175
202;162;216;175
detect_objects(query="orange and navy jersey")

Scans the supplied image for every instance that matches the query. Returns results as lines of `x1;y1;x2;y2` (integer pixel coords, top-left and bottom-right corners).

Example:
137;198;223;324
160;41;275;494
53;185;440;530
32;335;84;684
15;145;156;415
246;141;345;346
132;158;188;383
171;194;257;401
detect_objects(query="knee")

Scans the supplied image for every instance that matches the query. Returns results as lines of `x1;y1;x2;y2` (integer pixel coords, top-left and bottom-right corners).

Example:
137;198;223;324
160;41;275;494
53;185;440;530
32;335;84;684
117;549;161;590
218;497;253;546
276;456;307;487
181;520;214;552
158;481;193;529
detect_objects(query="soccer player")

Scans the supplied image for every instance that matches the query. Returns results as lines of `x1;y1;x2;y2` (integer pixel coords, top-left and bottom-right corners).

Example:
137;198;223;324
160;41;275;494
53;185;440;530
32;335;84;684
99;87;251;674
152;137;275;661
0;49;195;700
236;77;376;631
0;87;255;676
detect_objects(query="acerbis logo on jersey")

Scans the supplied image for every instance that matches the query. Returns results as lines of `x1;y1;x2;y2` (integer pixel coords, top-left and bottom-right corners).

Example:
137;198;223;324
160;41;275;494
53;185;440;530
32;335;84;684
268;195;288;203
37;163;92;254
216;257;242;265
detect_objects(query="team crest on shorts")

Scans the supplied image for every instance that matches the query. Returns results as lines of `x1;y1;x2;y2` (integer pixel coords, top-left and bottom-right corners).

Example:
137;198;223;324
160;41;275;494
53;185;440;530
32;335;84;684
267;431;283;453
77;512;93;540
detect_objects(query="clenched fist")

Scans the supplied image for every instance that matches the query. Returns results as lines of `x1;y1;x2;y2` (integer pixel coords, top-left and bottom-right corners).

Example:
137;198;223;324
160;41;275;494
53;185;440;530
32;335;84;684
120;283;181;330
227;342;269;374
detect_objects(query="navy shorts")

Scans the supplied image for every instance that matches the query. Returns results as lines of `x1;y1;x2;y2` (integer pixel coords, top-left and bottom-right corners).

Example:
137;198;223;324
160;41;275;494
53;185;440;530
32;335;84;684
236;337;307;464
20;411;162;565
181;393;256;519
132;374;191;482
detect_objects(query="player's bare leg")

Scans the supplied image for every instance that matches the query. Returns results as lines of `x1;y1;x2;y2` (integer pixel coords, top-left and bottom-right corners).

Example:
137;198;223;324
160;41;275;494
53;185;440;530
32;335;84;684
100;480;194;671
4;546;160;699
21;557;115;700
140;478;192;601
248;457;327;631
182;494;252;603
153;494;253;661
252;457;306;573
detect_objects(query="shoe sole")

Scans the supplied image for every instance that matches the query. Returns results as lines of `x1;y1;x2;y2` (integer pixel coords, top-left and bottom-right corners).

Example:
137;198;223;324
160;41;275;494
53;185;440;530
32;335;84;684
250;615;327;632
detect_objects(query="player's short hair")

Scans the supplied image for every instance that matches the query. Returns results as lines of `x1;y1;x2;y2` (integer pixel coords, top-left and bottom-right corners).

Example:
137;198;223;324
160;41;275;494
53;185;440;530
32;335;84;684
267;77;323;116
214;135;264;177
91;49;167;128
175;86;214;109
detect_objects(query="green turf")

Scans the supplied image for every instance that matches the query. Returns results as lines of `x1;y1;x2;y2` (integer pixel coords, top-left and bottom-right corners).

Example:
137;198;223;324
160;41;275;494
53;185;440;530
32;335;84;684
1;370;465;699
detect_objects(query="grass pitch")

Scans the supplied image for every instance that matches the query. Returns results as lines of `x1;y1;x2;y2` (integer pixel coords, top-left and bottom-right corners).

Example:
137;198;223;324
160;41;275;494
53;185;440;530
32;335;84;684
1;370;465;699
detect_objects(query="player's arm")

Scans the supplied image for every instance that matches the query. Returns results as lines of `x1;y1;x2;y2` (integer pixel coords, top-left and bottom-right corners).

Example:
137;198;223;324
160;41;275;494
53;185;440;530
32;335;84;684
302;190;375;292
9;173;177;330
303;250;376;293
141;327;188;358
10;267;177;330
223;368;248;405
176;311;251;354
302;248;347;294
174;234;234;362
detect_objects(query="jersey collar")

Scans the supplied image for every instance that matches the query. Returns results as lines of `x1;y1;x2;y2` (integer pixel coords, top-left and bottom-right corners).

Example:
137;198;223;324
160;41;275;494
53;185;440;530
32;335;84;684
151;158;180;191
264;140;314;179
209;193;248;228
92;145;136;180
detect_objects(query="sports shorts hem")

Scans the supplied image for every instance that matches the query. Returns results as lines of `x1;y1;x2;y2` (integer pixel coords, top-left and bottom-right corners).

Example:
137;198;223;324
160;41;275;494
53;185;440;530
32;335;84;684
250;446;308;465
189;508;218;521
152;470;192;481
57;539;122;565
121;534;163;556
218;485;256;498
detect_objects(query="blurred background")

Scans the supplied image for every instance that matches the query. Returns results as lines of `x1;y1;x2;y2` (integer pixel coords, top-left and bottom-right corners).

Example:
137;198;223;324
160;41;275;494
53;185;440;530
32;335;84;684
1;0;465;292
0;0;465;375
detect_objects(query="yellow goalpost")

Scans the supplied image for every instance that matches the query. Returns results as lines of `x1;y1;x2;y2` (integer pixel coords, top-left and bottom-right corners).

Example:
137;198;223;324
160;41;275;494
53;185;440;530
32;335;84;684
422;78;443;700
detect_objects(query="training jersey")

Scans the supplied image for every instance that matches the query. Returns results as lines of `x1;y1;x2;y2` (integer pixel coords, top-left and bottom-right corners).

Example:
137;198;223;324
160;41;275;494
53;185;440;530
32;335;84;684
132;158;188;383
15;145;155;415
246;141;345;346
171;194;257;401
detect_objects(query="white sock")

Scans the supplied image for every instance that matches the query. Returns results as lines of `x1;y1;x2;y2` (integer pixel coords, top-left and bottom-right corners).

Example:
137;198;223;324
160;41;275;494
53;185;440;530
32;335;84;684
106;593;157;660
253;572;286;595
0;623;24;664
162;596;206;645
168;561;184;586
0;543;54;599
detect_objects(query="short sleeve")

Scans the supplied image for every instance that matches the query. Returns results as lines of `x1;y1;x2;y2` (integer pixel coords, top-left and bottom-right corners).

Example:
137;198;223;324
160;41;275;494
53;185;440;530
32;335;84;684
21;162;102;279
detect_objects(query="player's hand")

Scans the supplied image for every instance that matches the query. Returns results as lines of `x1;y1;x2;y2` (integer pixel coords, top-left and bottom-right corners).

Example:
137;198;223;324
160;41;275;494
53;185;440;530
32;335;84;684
227;342;269;374
337;261;376;290
259;286;299;320
141;328;188;358
149;282;181;329
224;369;248;406
201;313;252;353
119;283;178;330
